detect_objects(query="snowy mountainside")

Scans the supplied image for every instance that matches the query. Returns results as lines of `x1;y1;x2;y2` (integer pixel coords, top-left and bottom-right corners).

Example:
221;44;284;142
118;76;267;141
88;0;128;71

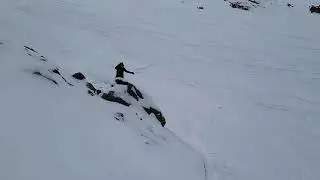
1;0;320;180
0;42;206;180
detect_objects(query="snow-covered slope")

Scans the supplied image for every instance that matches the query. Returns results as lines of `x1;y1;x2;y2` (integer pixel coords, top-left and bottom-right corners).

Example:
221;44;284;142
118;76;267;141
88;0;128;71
0;42;206;180
1;0;320;180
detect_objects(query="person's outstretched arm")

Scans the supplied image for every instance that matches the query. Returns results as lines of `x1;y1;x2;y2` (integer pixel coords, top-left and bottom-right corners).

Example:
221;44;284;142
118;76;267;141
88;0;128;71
124;68;134;74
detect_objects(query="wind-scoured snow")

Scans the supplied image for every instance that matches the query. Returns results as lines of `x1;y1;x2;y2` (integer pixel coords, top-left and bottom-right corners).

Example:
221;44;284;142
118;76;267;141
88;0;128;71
1;0;320;180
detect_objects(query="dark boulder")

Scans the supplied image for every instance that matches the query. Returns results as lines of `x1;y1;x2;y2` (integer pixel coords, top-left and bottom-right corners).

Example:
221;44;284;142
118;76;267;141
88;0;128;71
72;72;86;80
287;3;294;7
101;91;131;107
87;90;94;96
86;82;131;106
310;5;320;13
230;2;250;11
115;79;144;101
86;82;97;93
197;6;204;10
143;107;166;127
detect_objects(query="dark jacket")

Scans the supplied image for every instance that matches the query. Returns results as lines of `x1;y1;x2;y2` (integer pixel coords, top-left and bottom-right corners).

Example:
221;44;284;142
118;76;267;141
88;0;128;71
115;63;134;78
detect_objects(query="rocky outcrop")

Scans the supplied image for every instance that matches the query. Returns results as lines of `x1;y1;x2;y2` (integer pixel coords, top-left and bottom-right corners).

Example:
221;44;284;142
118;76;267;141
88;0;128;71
84;80;165;126
32;71;58;85
310;5;320;13
229;1;251;11
225;0;283;11
143;107;166;127
287;3;293;7
24;45;166;127
72;72;86;80
85;80;165;126
101;91;131;107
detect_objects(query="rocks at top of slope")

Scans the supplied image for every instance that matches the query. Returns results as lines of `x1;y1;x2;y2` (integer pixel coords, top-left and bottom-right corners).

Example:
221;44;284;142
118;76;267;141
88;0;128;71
23;45;166;127
225;0;294;11
225;0;264;11
310;5;320;14
229;1;252;11
287;3;294;7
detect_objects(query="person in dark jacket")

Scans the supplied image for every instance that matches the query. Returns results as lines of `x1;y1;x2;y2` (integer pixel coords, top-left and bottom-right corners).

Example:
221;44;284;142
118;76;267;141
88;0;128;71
114;62;143;101
115;62;134;78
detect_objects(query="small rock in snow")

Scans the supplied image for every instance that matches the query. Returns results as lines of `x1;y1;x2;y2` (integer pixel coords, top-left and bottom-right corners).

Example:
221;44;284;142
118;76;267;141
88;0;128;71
72;72;86;80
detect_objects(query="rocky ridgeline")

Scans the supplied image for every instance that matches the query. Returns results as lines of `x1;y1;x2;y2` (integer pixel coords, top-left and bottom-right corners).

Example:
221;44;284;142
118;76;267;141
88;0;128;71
24;45;166;127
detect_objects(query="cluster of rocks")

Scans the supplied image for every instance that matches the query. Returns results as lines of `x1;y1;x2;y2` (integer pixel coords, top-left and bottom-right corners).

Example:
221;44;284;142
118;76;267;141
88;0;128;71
226;0;320;14
224;0;264;11
73;72;166;127
225;0;296;11
310;5;320;13
25;45;166;127
229;1;251;11
287;3;293;7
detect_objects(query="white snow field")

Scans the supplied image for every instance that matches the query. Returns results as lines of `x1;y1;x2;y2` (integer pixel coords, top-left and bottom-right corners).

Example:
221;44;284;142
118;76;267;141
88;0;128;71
1;0;320;180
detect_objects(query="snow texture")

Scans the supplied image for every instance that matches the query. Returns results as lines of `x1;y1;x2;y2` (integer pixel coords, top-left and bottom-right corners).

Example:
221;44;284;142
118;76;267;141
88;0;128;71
1;0;320;180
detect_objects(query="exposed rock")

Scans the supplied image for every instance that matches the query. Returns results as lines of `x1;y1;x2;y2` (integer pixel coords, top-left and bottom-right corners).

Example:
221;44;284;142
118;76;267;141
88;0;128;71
226;0;268;10
32;71;58;85
72;72;86;80
287;3;293;7
86;80;166;126
248;0;259;4
143;107;166;127
86;82;97;93
115;79;144;101
88;90;94;96
24;46;47;61
114;112;126;122
310;5;320;13
101;91;131;107
197;6;204;10
230;2;251;11
52;68;73;86
24;46;166;127
127;85;139;101
51;68;61;75
24;46;38;53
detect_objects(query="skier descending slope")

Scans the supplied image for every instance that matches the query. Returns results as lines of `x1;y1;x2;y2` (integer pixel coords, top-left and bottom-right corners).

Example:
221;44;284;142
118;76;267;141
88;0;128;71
114;62;144;101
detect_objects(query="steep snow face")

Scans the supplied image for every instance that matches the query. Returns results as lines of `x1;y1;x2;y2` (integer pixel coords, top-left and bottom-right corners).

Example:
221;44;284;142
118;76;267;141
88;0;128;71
1;0;320;180
0;43;205;180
